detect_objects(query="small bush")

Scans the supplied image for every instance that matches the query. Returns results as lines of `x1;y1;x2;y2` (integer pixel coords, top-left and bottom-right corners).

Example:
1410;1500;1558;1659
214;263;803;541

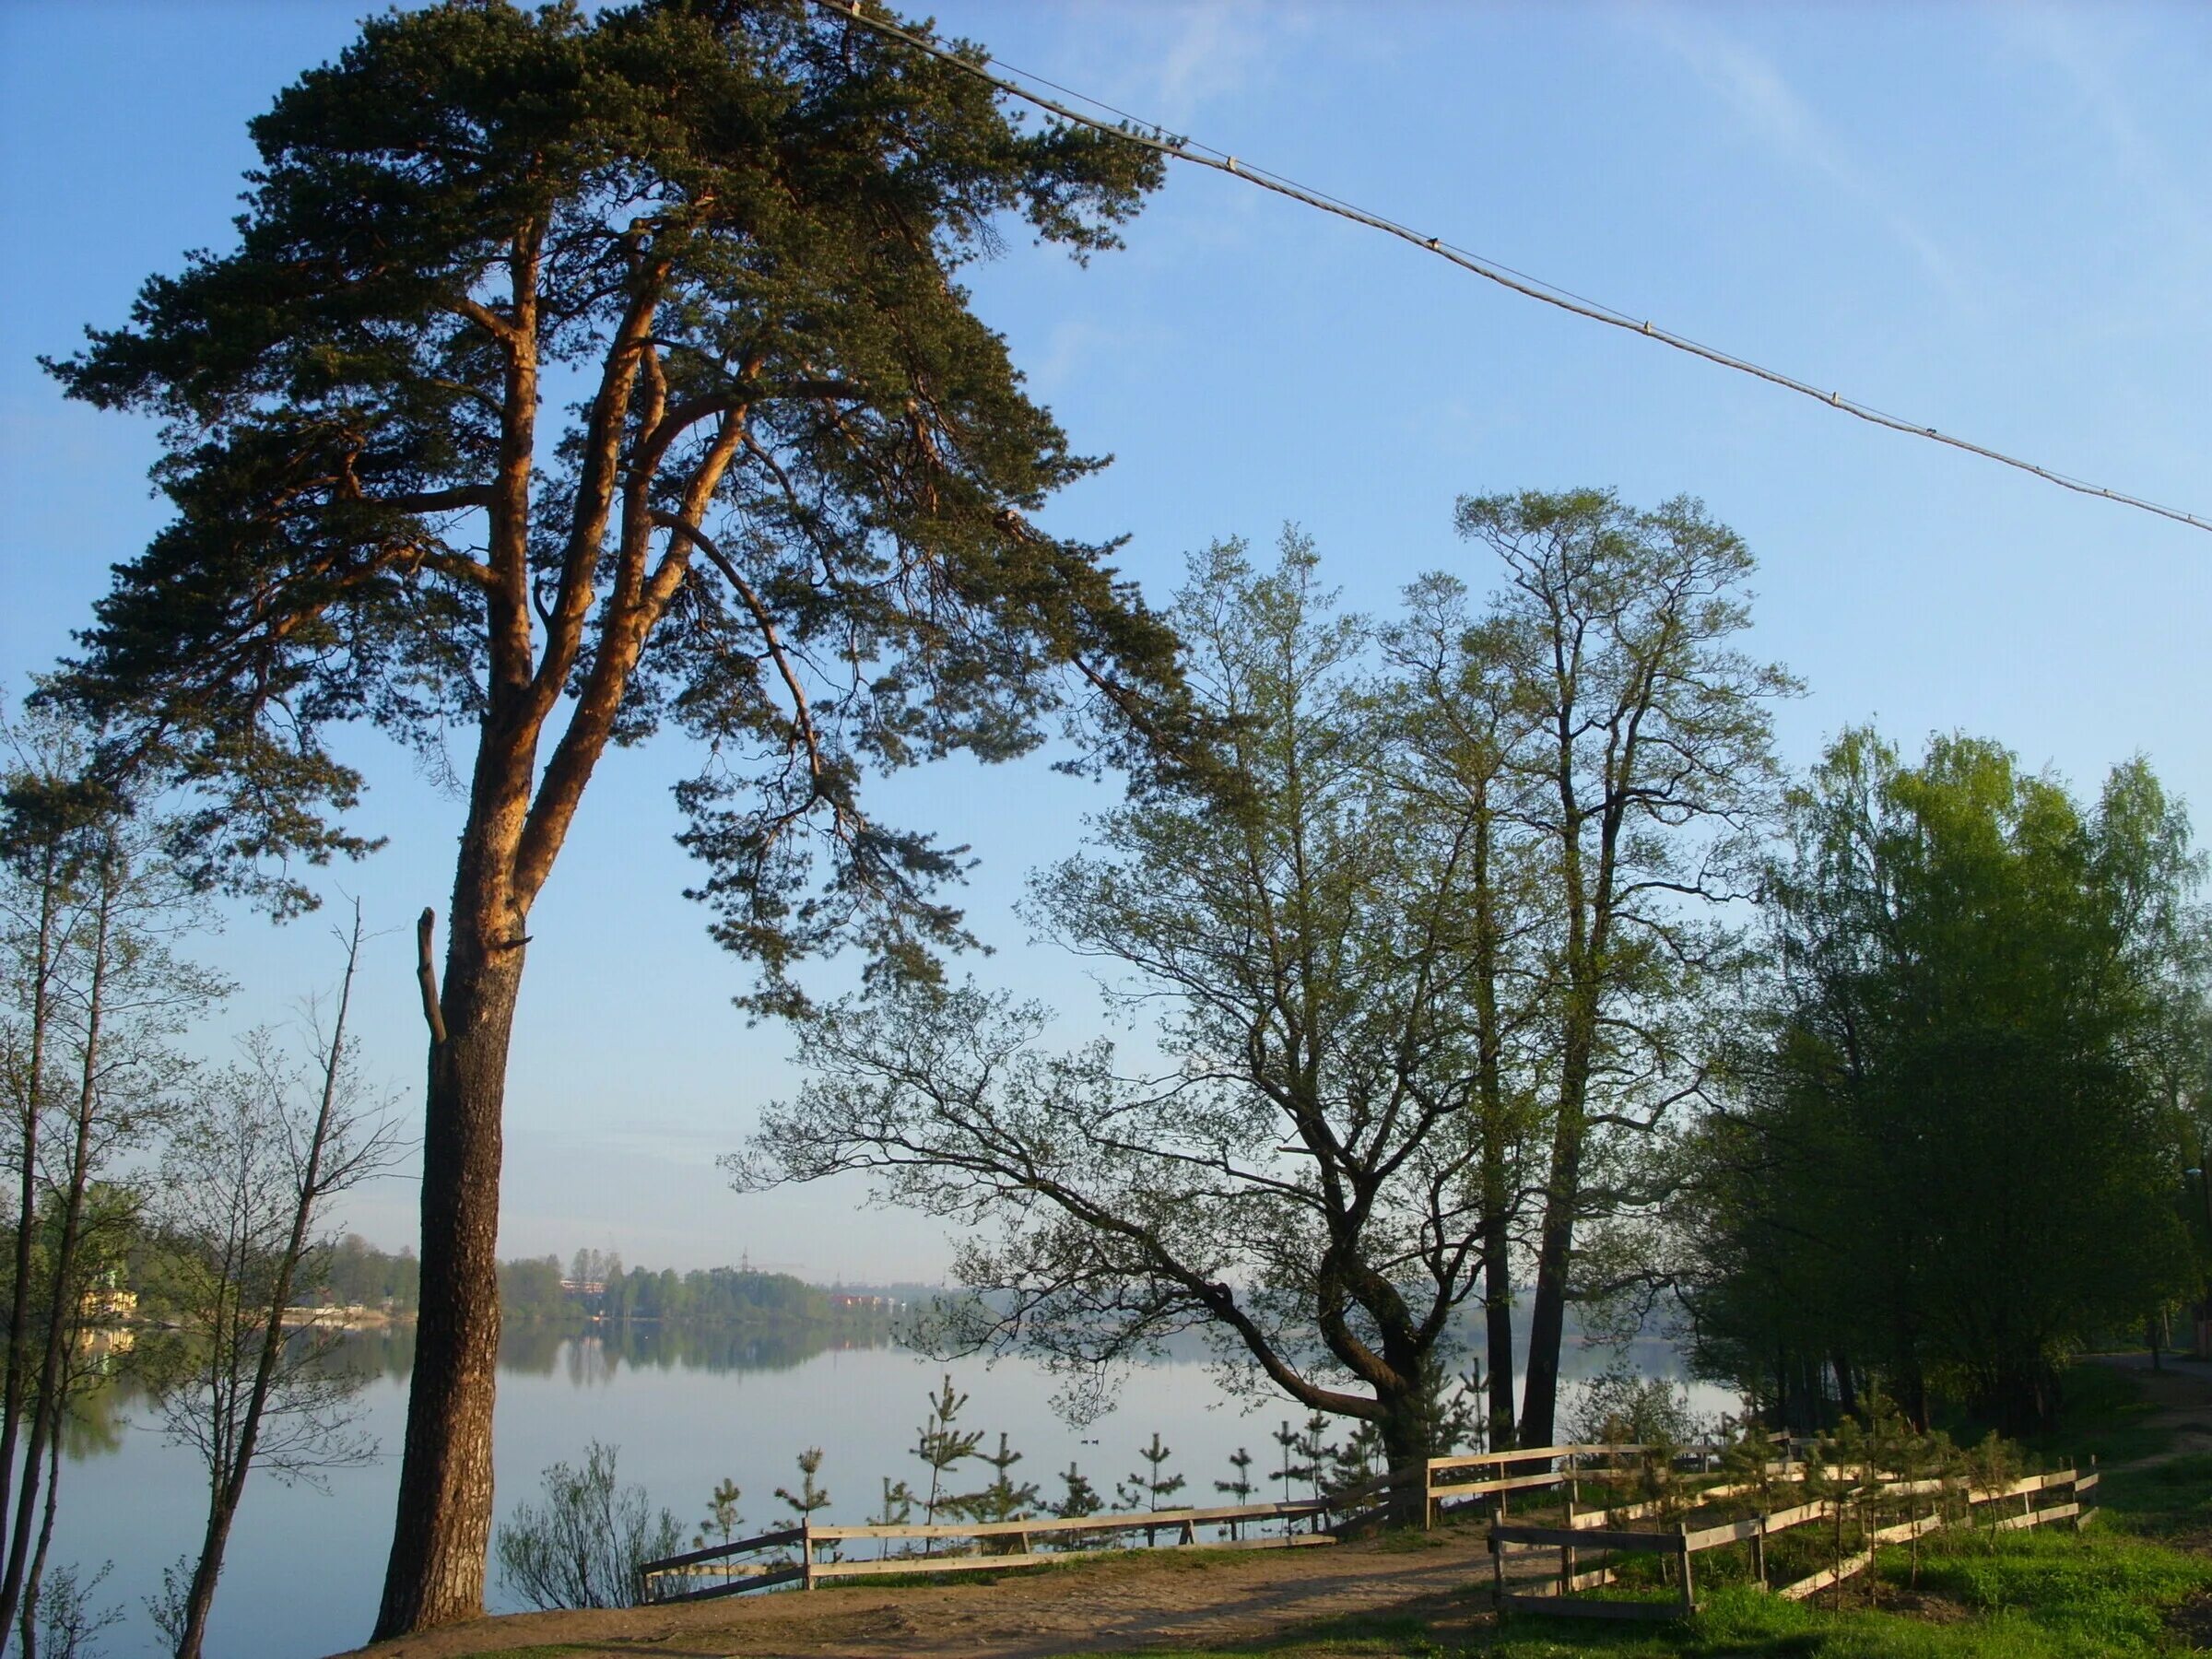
495;1441;684;1609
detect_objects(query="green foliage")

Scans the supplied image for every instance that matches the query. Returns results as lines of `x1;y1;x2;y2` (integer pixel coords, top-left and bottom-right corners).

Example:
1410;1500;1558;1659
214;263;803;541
1680;730;2206;1435
489;1253;875;1327
493;1441;681;1611
1053;1463;1103;1519
28;1560;119;1659
966;1432;1041;1526
693;1477;744;1552
1121;1431;1186;1512
868;1477;914;1530
912;1374;982;1531
774;1447;831;1519
1718;1421;1783;1512
1215;1446;1257;1506
43;0;1183;959
1568;1363;1707;1448
1271;1418;1310;1507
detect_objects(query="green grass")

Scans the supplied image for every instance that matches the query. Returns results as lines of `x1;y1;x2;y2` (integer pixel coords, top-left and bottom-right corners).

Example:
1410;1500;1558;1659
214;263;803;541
2017;1362;2171;1470
1122;1544;2207;1654
2099;1452;2212;1540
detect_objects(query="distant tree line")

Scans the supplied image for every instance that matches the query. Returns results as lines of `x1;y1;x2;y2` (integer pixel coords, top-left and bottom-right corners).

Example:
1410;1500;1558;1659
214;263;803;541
499;1253;889;1330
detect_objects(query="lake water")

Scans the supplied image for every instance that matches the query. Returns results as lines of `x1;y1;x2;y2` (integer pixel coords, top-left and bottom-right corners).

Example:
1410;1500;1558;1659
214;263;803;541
54;1325;1731;1659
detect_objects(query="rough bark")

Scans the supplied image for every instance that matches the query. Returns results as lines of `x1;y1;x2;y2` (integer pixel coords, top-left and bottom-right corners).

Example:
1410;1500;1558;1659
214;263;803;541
372;895;524;1636
1480;1221;1517;1451
1516;754;1602;1450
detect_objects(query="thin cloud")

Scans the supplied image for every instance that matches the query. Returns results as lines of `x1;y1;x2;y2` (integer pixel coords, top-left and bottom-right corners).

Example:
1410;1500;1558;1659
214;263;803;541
1633;6;1971;309
2005;5;2212;253
1062;0;1294;130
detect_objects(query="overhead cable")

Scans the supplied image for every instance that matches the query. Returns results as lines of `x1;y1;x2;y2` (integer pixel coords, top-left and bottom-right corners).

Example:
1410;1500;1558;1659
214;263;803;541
815;0;2212;538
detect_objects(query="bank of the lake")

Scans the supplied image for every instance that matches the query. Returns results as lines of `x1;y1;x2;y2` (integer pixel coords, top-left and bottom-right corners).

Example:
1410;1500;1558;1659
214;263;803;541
326;1357;2212;1659
57;1326;1719;1659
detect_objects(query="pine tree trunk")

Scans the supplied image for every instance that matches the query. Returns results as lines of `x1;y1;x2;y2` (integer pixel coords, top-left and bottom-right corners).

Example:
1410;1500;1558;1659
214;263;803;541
373;902;523;1636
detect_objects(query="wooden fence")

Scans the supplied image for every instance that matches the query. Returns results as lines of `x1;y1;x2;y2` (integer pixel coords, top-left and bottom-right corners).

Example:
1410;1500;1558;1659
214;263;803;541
1491;1459;2100;1622
640;1496;1352;1603
638;1441;2100;1615
641;1442;1667;1603
1422;1442;1665;1527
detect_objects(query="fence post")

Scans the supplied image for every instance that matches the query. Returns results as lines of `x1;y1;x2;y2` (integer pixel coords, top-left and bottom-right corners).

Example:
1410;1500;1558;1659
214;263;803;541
1749;1515;1766;1588
1677;1522;1695;1614
803;1517;817;1592
1562;1476;1577;1592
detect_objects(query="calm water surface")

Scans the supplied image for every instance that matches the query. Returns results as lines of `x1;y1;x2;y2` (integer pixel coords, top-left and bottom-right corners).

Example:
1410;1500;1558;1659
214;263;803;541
58;1326;1728;1659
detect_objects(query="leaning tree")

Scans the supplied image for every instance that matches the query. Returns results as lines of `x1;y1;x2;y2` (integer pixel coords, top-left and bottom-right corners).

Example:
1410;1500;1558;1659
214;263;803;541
736;535;1551;1493
44;0;1183;1633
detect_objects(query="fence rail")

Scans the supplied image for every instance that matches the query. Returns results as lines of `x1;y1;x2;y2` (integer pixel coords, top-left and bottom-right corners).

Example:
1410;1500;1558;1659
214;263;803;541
639;1492;1362;1602
639;1442;2101;1613
1492;1457;2100;1622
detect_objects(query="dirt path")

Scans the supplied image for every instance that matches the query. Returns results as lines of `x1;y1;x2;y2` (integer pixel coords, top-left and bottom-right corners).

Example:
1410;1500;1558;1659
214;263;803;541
2088;1352;2212;1470
336;1528;1518;1659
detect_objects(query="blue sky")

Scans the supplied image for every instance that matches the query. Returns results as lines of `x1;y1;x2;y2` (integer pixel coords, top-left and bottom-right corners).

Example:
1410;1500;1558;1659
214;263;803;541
1;2;2206;1278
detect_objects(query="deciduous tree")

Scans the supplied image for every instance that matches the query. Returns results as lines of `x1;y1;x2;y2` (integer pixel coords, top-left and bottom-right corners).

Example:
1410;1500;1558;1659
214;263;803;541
1452;490;1794;1446
152;906;404;1659
736;535;1551;1498
1679;730;2202;1432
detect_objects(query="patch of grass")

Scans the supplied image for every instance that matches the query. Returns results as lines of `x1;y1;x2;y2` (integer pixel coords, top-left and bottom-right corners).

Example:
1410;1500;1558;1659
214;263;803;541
2020;1362;2166;1469
1897;1525;2211;1652
1123;1526;2211;1659
1374;1531;1451;1553
2097;1451;2212;1539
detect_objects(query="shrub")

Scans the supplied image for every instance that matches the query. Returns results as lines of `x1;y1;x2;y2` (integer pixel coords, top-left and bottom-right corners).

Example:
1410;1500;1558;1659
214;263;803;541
495;1441;683;1609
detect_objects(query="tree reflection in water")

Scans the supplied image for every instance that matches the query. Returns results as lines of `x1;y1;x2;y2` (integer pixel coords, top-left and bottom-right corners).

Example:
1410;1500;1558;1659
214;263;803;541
54;1319;896;1465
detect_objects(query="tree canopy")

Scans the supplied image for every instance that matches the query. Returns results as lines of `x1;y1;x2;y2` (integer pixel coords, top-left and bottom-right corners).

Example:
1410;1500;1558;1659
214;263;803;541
1678;730;2205;1433
47;0;1182;982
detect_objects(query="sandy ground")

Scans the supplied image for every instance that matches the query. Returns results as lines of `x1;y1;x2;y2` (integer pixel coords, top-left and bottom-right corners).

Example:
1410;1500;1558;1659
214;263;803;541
336;1525;1519;1659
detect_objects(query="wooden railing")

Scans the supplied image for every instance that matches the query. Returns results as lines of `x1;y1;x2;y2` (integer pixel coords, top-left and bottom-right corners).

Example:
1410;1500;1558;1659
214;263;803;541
639;1495;1359;1602
1490;1459;2100;1621
640;1441;2100;1612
